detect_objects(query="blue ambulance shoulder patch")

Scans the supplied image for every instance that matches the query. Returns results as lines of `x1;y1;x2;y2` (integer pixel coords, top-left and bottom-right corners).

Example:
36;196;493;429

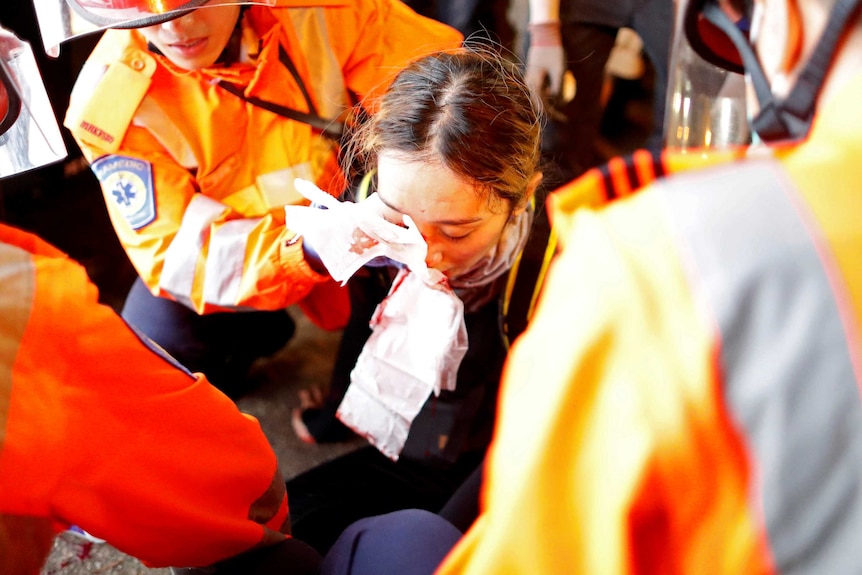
91;155;156;230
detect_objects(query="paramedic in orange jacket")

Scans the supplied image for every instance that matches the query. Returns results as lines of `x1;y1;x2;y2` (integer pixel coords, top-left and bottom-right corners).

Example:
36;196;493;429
38;0;462;396
432;0;862;572
0;28;315;575
320;0;862;572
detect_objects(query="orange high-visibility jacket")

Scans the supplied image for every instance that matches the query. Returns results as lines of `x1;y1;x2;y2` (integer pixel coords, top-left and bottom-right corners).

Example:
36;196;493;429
438;72;862;575
64;0;461;324
0;224;291;574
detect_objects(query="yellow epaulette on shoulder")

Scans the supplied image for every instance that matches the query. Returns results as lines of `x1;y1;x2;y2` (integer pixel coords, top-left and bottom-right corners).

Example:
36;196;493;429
64;37;157;154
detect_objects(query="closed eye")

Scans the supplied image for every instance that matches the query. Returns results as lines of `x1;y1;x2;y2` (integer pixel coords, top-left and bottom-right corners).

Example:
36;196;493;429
441;229;472;242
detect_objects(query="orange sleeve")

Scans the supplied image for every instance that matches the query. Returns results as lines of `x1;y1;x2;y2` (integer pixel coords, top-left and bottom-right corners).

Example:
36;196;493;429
79;125;331;316
1;227;289;568
65;31;341;320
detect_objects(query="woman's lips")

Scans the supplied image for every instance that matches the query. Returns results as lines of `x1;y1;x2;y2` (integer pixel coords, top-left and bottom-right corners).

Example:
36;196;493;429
167;37;208;58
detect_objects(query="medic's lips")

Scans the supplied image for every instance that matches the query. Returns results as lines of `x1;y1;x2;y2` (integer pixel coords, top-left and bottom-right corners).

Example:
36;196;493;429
167;37;208;58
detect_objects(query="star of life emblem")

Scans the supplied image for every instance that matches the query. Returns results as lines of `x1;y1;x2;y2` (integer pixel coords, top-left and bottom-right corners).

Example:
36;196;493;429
91;155;156;230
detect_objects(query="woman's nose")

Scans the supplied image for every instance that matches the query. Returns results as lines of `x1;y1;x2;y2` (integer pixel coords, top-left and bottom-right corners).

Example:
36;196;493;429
415;225;444;269
425;249;443;269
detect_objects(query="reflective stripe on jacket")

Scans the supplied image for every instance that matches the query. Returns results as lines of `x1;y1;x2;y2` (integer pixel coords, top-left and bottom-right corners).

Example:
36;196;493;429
0;224;289;572
64;0;461;322
437;72;862;575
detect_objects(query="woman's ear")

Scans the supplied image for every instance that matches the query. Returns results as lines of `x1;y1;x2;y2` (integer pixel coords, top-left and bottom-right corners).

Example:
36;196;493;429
512;172;544;216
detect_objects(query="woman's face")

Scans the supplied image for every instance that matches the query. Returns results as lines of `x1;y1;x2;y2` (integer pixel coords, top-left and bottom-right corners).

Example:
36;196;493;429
376;152;519;279
138;2;241;71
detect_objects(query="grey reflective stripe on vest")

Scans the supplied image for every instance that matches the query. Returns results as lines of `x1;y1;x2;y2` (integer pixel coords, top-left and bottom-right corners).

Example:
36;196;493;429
0;242;36;447
660;160;862;573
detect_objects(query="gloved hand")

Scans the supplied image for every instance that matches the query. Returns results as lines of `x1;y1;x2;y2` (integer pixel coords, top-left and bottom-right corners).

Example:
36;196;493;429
524;21;565;107
284;178;443;285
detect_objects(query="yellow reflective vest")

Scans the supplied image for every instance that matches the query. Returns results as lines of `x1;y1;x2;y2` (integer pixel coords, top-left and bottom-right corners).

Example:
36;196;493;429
438;72;862;575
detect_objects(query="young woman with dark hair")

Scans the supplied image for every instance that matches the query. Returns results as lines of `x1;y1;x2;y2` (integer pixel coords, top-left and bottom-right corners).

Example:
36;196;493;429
286;46;551;554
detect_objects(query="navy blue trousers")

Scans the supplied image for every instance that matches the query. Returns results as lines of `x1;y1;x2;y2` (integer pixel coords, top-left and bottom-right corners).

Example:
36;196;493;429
322;510;462;575
121;277;295;398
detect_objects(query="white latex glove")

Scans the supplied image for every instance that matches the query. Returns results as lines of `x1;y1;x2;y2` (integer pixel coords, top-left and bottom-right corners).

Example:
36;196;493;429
284;178;443;285
525;44;565;100
524;21;565;105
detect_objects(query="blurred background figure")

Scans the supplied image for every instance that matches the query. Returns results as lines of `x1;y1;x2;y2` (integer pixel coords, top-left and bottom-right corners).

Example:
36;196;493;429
524;0;674;181
402;0;516;51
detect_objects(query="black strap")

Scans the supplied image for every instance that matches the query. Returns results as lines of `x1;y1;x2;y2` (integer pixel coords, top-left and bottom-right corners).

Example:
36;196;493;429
275;45;319;116
703;0;862;141
501;188;555;347
218;45;344;141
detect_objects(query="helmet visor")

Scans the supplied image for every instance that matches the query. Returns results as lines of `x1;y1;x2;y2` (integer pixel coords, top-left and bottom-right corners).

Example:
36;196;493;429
0;28;67;178
683;0;753;73
33;0;275;57
68;0;213;28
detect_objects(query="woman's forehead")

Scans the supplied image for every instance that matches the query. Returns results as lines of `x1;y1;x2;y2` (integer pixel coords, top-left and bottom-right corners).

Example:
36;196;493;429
376;153;490;221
